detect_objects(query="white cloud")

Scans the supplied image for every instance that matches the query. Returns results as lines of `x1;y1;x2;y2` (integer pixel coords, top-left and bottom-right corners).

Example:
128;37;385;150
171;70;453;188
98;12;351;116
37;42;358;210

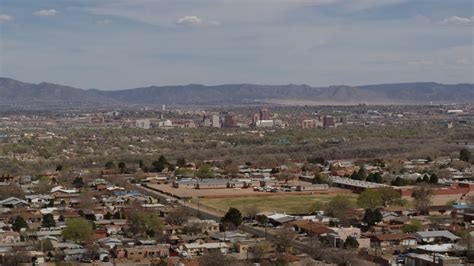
0;14;14;22
176;16;201;26
176;16;220;27
34;9;58;17
97;19;112;25
439;16;473;26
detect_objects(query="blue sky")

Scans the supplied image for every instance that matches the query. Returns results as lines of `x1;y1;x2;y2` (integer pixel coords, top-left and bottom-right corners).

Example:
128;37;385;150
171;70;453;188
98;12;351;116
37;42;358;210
0;0;473;90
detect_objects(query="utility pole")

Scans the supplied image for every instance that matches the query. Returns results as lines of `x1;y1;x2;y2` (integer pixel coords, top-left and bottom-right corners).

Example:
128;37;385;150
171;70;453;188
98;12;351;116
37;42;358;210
264;223;267;240
468;232;472;263
197;196;201;219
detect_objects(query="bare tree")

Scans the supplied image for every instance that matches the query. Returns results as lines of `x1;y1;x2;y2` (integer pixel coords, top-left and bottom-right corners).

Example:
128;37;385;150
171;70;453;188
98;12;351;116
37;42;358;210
467;195;474;207
165;207;192;226
412;184;433;215
308;237;324;260
248;241;272;262
78;189;96;210
198;250;240;266
274;228;296;252
242;205;259;220
0;184;24;199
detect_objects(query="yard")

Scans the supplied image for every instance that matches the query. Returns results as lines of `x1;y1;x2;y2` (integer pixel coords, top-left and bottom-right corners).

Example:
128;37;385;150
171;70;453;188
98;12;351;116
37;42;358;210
199;194;358;214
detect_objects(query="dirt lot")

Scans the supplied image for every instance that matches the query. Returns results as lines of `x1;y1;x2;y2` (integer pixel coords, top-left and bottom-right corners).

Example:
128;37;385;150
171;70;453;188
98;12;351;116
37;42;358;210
147;181;351;199
199;194;358;214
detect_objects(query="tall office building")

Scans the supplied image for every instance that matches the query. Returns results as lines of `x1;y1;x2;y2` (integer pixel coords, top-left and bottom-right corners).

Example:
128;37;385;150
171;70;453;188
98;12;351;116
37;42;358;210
323;115;335;129
260;108;270;121
252;113;260;125
212;114;221;128
203;115;212;127
223;113;236;128
302;119;317;129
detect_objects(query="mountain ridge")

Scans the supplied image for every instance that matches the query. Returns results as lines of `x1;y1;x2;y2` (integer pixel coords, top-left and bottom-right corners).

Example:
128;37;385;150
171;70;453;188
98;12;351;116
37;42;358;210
0;77;473;109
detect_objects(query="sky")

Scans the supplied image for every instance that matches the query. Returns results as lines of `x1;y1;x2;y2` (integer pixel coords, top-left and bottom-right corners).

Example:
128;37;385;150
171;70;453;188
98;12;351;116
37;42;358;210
0;0;473;90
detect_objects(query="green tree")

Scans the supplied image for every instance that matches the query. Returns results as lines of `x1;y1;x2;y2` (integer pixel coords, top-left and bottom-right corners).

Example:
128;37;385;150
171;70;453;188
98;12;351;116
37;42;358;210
367;172;383;183
373;172;383;183
72;177;84;188
196;164;215;179
152;156;169;172
460;148;471;162
358;187;402;209
105;161;115;169
270;168;279;174
62;218;94;243
392;177;407;186
402;219;423;233
429;174;439;184
362;208;383;226
324;195;354;224
113;211;122;219
222;207;242;227
176;157;187;167
307;157;326;165
357;168;367;181
104;212;113;220
313;173;332;185
41;213;56;228
256;215;268;226
422;174;430;183
118;162;126;174
344;237;359;249
128;211;164;237
366;173;375;182
350;171;361;180
12;216;28;231
47;199;54;207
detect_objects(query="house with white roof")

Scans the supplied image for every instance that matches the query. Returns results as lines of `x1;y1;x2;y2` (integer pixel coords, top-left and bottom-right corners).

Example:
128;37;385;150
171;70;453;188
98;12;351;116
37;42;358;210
183;242;229;257
0;197;29;208
415;230;460;243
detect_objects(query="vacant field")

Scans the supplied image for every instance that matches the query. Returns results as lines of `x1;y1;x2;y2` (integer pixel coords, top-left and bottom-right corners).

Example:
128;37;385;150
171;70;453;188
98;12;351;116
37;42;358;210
199;194;358;214
147;183;349;198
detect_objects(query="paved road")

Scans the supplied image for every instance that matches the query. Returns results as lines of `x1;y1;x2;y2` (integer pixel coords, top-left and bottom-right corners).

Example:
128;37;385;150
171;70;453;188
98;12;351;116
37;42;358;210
135;184;315;255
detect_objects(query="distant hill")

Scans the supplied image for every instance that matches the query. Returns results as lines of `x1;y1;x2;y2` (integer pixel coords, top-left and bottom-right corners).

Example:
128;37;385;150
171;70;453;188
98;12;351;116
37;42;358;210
0;77;473;109
94;82;474;105
358;82;474;104
0;78;119;108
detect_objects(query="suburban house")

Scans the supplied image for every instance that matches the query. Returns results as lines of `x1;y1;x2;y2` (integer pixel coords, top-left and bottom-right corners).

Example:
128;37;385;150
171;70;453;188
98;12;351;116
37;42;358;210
0;197;29;208
117;245;170;260
289;220;333;238
0;231;21;244
370;233;418;249
183;242;229;257
415;230;460;244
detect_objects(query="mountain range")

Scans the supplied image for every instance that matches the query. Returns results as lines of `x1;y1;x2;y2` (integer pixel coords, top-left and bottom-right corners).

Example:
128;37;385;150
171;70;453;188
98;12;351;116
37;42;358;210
0;77;473;109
